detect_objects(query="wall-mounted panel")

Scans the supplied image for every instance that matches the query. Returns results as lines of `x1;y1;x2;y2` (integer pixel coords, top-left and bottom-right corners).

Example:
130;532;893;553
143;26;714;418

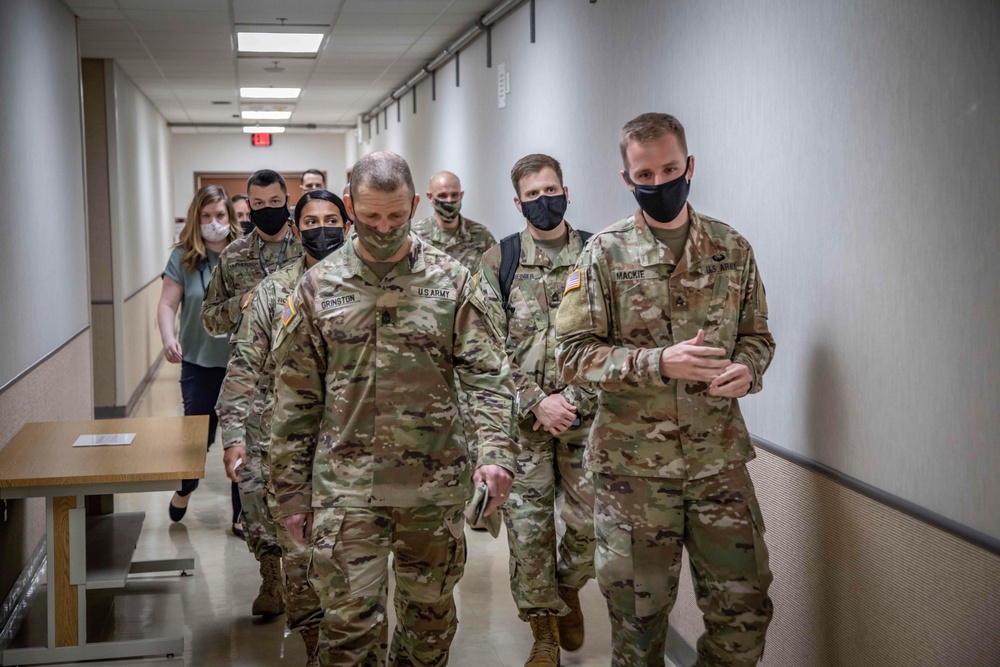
0;0;90;388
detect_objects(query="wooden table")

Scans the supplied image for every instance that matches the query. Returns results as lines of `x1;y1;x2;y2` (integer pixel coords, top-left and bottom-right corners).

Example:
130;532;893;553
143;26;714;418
0;417;207;665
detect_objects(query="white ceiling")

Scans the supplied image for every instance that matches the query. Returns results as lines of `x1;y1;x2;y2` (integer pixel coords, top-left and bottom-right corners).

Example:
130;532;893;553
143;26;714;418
65;0;498;130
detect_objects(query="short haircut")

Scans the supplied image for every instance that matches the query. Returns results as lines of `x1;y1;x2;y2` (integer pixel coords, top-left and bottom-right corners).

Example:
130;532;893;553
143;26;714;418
294;189;349;226
247;168;287;194
302;169;325;182
619;113;688;170
510;153;563;198
349;152;415;200
231;194;248;204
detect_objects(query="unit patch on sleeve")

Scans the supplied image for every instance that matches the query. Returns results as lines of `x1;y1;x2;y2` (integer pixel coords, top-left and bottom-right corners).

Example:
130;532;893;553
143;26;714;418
281;295;296;327
563;269;582;295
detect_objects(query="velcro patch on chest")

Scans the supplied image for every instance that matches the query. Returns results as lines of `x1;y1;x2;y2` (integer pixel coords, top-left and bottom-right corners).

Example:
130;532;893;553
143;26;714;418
563;269;582;295
612;269;654;281
410;286;455;300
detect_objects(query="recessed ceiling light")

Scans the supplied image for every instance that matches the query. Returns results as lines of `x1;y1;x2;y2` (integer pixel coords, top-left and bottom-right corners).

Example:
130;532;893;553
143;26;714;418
237;32;323;54
243;126;286;133
241;87;301;99
241;110;292;120
211;100;232;105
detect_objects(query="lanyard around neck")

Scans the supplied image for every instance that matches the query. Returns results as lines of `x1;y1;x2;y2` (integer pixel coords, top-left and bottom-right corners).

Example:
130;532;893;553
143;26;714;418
257;228;291;276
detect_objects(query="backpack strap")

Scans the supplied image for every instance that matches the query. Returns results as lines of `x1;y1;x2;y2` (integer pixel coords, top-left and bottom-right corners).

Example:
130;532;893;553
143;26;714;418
578;230;593;245
498;232;521;313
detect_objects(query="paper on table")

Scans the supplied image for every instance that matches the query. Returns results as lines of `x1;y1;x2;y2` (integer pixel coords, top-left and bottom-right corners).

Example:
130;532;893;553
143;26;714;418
73;433;137;447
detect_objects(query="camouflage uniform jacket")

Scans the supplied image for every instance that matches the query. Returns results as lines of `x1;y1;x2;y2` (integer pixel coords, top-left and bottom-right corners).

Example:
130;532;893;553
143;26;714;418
217;256;307;467
475;223;597;425
269;234;517;516
201;228;303;335
411;214;496;273
555;206;775;480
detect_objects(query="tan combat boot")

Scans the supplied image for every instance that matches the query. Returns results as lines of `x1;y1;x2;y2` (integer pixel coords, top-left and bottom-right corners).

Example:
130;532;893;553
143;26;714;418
301;624;320;667
524;614;560;667
251;552;285;616
557;586;585;651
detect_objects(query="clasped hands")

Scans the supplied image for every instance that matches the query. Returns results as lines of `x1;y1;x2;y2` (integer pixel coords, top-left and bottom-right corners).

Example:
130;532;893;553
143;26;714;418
659;329;751;398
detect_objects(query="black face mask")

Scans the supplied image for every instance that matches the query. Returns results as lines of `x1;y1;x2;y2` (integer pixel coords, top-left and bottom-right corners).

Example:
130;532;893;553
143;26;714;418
520;194;567;232
240;220;255;236
251;205;290;236
299;226;346;262
628;158;691;223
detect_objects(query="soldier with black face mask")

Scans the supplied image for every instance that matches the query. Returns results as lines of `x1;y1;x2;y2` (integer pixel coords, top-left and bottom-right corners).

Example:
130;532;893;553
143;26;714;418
216;189;349;664
201;169;303;337
472;153;597;667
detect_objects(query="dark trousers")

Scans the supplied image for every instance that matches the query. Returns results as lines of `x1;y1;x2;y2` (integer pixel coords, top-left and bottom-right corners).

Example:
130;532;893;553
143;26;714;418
178;362;240;520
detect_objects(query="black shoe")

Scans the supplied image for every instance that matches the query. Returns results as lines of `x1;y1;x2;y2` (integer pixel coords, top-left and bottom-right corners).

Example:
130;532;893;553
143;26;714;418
232;522;245;539
168;493;188;522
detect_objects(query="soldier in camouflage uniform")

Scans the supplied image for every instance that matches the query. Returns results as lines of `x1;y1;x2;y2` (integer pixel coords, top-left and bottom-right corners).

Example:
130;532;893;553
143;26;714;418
474;154;596;667
201;169;303;616
412;170;496;273
555;113;775;667
201;169;303;336
412;170;497;486
217;190;350;664
270;152;517;667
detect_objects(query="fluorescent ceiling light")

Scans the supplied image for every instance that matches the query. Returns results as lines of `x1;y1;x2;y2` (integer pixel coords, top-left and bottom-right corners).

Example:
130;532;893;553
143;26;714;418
243;126;286;133
237;32;323;54
241;87;301;99
241;110;292;120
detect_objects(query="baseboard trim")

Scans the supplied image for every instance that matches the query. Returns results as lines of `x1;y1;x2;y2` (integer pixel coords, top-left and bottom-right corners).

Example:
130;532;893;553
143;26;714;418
94;405;126;419
0;538;45;651
750;435;999;556
666;625;697;666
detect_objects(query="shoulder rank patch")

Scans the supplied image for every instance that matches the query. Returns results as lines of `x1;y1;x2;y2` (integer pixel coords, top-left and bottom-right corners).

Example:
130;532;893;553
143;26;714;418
281;295;296;327
563;269;582;295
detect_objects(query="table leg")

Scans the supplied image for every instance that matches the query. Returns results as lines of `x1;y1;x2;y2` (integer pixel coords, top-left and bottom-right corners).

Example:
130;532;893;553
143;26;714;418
51;495;79;647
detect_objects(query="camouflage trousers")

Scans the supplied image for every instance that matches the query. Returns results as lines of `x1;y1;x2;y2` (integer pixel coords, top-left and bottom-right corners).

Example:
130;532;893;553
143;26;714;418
503;417;596;621
267;492;323;633
309;504;467;667
236;438;281;561
594;465;773;667
456;380;479;465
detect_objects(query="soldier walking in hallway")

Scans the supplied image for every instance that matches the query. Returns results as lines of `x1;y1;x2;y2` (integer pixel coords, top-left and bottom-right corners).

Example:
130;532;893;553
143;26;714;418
473;154;598;667
201;168;303;616
556;113;775;667
217;190;351;665
269;152;517;666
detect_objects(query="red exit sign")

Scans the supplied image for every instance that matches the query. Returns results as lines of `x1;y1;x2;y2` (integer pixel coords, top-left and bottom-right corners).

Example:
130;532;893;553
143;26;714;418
251;132;272;147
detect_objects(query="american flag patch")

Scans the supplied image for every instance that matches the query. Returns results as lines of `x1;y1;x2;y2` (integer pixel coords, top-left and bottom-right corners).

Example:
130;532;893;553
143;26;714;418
281;295;296;327
563;269;582;295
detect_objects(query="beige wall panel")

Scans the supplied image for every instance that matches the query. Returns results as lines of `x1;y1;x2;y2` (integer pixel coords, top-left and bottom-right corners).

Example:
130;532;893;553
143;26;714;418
123;279;162;404
670;450;1000;666
0;331;93;599
90;303;116;408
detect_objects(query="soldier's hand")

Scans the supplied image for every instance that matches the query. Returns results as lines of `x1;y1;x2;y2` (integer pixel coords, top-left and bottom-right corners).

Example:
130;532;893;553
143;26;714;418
531;394;577;436
709;363;752;398
282;512;314;547
164;339;183;364
473;464;513;517
223;446;247;483
659;329;731;382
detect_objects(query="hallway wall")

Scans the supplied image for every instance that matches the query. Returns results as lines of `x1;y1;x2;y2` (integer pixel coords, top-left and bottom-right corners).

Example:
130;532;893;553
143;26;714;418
170;132;348;219
0;0;94;616
83;59;173;413
359;0;1000;540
